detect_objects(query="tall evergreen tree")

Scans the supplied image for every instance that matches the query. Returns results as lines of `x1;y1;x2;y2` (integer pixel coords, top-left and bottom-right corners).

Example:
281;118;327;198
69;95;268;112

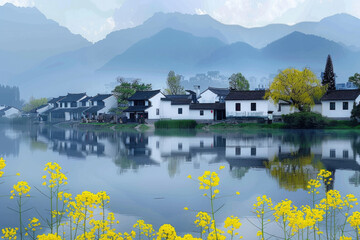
322;55;336;91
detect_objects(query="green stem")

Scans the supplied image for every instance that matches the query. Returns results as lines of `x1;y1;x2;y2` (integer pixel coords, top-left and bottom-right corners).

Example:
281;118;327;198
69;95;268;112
19;196;23;240
209;185;218;240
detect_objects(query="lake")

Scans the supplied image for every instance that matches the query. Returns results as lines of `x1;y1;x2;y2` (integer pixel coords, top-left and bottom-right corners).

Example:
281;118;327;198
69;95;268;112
1;124;360;238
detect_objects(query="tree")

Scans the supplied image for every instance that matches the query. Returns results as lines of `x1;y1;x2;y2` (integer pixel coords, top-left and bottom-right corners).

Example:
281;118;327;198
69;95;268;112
267;68;326;112
322;55;336;91
22;97;48;112
165;71;185;95
349;73;360;88
112;77;152;113
229;73;250;90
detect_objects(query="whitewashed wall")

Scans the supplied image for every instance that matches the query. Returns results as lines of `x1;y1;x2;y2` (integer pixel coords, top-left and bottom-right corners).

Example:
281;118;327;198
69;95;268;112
99;96;118;114
226;100;269;118
322;97;360;119
322;139;354;159
147;92;165;120
199;90;219;103
3;108;21;118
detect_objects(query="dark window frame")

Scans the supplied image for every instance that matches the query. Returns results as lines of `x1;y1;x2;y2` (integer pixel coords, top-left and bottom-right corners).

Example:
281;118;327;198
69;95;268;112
156;108;160;115
178;108;183;114
200;110;204;116
251;103;257;111
235;103;241;111
330;102;336;110
343;102;349;110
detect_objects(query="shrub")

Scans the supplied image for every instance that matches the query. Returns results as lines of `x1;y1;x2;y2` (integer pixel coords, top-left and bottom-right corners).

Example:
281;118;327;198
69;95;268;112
155;120;197;129
282;112;329;129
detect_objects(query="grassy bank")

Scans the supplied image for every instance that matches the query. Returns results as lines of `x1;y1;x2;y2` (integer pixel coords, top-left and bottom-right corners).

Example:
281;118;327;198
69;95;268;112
78;122;139;131
154;120;197;129
208;122;285;130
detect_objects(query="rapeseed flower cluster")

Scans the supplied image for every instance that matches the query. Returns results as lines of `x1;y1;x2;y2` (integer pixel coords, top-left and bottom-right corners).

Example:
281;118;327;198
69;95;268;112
0;157;5;178
10;181;31;198
42;162;68;188
1;228;17;240
3;160;360;240
133;220;156;239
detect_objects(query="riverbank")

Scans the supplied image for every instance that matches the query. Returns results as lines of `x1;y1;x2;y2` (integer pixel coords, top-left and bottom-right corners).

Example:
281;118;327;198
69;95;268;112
65;120;360;132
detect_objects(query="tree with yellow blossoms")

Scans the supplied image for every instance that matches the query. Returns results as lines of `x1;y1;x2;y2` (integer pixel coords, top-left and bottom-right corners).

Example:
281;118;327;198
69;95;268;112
266;68;326;112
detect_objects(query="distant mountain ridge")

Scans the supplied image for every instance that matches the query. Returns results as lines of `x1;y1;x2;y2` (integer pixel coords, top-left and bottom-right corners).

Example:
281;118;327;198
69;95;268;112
2;3;360;98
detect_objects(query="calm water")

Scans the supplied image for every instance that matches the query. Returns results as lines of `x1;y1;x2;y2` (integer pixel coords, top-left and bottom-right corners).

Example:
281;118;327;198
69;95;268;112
1;124;360;238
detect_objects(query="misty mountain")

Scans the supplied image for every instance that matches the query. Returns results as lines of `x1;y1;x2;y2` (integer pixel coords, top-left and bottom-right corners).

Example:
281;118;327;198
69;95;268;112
4;5;360;98
0;3;90;79
199;31;360;80
99;28;226;74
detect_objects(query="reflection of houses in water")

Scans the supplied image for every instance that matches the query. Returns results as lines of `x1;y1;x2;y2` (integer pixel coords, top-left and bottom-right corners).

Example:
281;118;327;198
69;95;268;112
0;129;20;157
117;132;159;167
38;128;106;158
147;133;226;169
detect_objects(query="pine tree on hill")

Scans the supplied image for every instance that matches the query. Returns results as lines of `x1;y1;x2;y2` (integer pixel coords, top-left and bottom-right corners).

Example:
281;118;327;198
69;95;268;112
322;55;336;91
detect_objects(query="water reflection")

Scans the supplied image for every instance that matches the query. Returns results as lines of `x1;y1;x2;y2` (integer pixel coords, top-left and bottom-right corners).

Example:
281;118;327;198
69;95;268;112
21;126;360;190
3;124;360;235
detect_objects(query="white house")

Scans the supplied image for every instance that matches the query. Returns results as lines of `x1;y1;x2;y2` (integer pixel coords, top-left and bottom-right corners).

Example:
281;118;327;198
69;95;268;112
225;90;276;120
124;90;165;122
50;93;88;122
84;94;118;119
321;90;360;119
199;87;230;103
0;106;21;118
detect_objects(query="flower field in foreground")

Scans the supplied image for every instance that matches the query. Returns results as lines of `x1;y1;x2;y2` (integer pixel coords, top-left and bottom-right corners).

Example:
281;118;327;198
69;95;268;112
1;157;360;240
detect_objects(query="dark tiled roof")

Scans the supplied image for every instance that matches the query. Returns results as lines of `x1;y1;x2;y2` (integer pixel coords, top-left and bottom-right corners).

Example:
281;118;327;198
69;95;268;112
225;90;266;100
164;95;191;100
321;90;360;101
123;106;150;112
207;87;230;96
48;96;65;104
190;103;225;110
84;106;105;114
170;99;192;105
80;96;93;102
51;107;89;113
91;94;113;101
128;90;160;100
59;93;87;102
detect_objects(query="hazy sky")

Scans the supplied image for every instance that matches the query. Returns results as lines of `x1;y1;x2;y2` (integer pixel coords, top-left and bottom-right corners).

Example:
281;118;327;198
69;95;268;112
1;0;359;42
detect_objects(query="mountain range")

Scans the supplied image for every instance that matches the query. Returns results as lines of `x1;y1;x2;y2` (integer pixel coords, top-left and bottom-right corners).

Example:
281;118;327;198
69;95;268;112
1;3;360;99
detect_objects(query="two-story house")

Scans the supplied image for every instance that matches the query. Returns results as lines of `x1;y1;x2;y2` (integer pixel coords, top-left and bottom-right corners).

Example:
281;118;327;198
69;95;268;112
49;93;88;122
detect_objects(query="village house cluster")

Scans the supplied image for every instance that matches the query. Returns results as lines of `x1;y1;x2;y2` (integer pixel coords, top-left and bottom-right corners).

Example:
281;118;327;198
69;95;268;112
2;86;360;123
123;87;360;123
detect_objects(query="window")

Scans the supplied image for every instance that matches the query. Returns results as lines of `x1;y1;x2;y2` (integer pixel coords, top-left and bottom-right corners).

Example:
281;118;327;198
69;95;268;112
156;141;160;149
236;103;241;111
200;110;204;116
330;102;336;110
278;104;281;112
251;147;256;156
251;103;257;111
71;102;77;107
343;102;349;110
82;102;86;107
200;141;204;148
235;147;241;156
330;149;336;158
156;109;159;115
343;150;349;158
178;143;182;150
178;108;183;114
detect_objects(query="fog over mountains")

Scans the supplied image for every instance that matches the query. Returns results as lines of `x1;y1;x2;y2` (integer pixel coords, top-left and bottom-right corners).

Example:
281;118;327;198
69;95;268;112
1;3;360;99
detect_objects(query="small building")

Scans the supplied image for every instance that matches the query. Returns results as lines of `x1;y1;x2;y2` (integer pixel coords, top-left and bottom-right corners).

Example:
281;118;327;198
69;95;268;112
84;94;118;119
124;90;165;122
225;90;274;120
50;93;88;122
199;87;230;103
321;89;360;119
0;106;21;118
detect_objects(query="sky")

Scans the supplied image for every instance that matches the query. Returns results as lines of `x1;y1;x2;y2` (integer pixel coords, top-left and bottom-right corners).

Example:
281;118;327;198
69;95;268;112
1;0;360;42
